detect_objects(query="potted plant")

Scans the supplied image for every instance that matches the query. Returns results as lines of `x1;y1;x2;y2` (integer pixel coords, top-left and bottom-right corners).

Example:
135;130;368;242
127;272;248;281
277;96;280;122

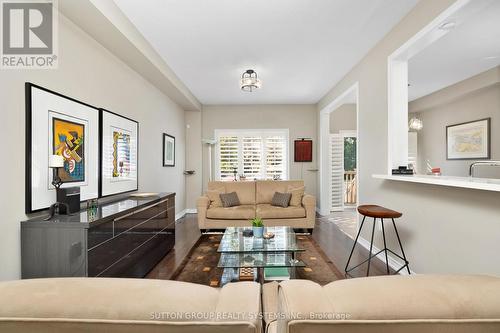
251;217;264;238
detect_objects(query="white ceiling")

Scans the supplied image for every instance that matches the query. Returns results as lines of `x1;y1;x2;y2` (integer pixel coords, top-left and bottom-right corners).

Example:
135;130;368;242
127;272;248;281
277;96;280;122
114;0;418;105
408;0;500;101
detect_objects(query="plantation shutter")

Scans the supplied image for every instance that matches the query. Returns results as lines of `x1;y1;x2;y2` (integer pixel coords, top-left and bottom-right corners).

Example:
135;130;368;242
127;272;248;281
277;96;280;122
330;134;344;212
243;136;262;179
265;136;287;179
219;136;239;180
216;130;288;181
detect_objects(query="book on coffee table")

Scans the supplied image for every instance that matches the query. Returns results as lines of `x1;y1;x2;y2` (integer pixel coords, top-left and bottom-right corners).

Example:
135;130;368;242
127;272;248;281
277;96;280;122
264;267;290;281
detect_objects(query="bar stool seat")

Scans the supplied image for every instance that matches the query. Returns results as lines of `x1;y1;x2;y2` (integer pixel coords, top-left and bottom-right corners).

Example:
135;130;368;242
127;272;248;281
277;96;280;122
357;205;402;219
345;204;410;277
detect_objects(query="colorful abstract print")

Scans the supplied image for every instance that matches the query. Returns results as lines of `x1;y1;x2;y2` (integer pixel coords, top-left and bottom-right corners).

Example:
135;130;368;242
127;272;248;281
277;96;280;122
112;130;131;178
53;117;85;182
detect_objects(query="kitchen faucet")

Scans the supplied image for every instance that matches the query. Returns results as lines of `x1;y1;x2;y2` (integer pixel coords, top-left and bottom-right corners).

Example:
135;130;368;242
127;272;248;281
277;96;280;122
469;161;500;177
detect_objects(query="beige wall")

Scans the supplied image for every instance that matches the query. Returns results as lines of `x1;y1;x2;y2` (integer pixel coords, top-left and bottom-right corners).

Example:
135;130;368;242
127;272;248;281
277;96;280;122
409;71;500;177
318;0;500;275
330;103;357;134
0;15;186;280
185;111;203;209
201;105;318;198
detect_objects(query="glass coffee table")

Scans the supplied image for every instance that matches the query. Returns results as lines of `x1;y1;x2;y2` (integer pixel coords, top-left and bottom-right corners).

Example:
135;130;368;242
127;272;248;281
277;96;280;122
217;226;306;285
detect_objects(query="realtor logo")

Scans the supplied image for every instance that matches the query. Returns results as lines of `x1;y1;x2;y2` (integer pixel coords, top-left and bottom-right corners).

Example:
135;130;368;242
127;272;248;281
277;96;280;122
1;0;58;69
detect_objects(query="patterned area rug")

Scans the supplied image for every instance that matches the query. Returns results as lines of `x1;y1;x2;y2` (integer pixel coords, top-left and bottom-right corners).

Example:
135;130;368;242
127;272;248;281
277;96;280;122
171;234;344;287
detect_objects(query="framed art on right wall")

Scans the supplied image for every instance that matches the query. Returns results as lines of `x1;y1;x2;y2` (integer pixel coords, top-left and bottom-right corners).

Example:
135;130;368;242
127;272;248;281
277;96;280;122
163;133;175;167
446;118;490;160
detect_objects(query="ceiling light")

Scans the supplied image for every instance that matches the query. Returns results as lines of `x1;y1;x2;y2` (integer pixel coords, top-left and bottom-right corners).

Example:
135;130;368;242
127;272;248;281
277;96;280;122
438;21;456;31
409;117;423;131
240;69;261;92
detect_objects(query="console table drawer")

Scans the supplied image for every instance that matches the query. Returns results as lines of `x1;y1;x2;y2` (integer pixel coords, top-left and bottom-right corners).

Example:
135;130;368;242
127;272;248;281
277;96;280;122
88;209;172;276
97;228;175;278
113;199;170;235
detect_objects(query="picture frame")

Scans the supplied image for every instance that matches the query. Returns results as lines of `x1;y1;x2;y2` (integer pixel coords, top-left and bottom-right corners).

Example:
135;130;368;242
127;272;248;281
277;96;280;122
294;139;313;162
25;83;100;213
446;118;490;160
100;109;139;197
163;133;175;167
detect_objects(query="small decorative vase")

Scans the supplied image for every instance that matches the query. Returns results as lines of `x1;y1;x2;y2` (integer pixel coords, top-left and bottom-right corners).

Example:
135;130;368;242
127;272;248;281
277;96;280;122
253;226;264;238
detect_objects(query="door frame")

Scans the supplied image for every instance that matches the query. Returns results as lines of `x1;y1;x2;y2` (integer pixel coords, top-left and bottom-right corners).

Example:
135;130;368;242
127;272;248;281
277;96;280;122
319;82;359;216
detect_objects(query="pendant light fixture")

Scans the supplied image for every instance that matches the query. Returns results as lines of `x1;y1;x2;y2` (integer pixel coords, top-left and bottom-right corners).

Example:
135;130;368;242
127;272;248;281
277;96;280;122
240;69;261;92
408;117;423;131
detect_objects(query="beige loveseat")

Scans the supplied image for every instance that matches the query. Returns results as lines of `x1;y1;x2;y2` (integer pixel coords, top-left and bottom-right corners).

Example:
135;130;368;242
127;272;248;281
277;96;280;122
197;180;315;231
262;275;500;333
0;278;261;333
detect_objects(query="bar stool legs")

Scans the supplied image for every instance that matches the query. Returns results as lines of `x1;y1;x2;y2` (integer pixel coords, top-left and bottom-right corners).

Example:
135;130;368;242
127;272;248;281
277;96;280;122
391;218;411;275
344;216;366;273
345;215;411;277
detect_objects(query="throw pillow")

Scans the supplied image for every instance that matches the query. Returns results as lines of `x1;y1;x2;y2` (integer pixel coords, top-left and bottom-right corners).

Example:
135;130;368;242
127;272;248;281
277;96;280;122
271;192;292;208
206;187;224;208
287;185;305;207
220;192;240;207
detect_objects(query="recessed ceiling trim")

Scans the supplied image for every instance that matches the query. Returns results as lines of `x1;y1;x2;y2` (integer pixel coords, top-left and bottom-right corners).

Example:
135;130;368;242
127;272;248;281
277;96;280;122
59;0;201;111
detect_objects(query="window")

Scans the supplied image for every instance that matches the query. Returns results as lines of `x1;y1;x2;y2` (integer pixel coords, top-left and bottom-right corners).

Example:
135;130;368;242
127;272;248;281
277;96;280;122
215;129;289;181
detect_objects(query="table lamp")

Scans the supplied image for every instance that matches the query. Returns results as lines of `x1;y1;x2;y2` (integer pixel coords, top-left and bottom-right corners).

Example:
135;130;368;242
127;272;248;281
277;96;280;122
49;154;64;189
45;154;70;220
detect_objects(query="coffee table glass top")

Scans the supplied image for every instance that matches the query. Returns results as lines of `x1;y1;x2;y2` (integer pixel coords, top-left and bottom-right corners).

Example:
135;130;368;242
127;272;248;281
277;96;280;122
217;226;305;253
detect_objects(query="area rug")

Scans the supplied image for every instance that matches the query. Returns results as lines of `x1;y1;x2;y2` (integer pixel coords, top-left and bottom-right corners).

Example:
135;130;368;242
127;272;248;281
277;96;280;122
171;234;344;287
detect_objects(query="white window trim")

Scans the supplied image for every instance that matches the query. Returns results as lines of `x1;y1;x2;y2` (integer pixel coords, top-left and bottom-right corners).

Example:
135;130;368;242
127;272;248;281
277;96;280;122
214;128;290;181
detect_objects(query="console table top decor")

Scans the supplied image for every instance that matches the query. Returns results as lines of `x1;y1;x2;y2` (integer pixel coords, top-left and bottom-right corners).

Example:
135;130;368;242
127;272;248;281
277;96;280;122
21;192;175;279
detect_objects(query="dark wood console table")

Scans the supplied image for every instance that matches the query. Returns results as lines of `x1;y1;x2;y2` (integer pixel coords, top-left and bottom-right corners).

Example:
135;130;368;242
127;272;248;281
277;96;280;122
21;193;175;278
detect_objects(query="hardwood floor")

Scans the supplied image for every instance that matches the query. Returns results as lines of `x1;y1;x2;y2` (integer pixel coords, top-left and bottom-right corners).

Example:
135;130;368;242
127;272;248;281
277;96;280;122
147;213;394;280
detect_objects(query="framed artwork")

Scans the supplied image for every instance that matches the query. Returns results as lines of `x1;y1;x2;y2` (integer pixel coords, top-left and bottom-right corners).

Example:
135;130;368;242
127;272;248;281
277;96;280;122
446;118;490;160
163;133;175;167
294;139;313;162
100;109;139;197
26;83;99;213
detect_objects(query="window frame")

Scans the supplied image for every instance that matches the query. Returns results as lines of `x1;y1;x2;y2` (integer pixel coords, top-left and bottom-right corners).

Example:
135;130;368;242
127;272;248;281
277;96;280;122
214;128;290;181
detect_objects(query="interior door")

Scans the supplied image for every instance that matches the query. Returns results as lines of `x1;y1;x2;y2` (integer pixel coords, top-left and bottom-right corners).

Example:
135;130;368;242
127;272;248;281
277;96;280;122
330;134;344;212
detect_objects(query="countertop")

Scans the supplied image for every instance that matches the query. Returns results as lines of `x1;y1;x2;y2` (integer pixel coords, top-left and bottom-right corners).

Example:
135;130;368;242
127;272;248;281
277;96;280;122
22;192;175;227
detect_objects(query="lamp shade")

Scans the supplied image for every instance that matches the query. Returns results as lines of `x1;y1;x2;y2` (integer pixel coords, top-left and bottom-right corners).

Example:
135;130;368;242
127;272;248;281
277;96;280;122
49;154;64;168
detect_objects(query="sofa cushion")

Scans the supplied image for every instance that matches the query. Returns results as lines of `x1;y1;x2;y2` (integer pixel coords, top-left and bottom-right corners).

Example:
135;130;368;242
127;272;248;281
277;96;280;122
256;180;304;204
207;205;256;219
0;278;261;333
206;187;224;208
256;204;306;219
208;181;256;205
271;192;291;208
280;275;500;321
287;185;305;207
220;191;240;207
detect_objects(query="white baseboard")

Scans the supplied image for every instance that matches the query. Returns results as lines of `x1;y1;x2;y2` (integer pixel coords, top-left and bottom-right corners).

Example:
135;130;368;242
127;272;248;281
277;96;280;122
175;208;197;221
357;237;416;275
175;209;187;221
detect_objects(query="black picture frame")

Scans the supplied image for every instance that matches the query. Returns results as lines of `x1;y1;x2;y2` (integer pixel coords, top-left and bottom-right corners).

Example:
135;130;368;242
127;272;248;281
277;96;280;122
99;108;139;198
163;133;175;167
446;118;491;160
25;82;100;213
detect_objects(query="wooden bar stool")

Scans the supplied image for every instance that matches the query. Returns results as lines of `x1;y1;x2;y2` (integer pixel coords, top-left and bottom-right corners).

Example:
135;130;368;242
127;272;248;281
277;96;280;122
345;205;411;277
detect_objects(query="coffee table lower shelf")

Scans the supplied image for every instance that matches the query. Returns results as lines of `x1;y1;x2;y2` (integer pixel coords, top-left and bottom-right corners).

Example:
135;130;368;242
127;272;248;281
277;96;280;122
218;252;306;286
